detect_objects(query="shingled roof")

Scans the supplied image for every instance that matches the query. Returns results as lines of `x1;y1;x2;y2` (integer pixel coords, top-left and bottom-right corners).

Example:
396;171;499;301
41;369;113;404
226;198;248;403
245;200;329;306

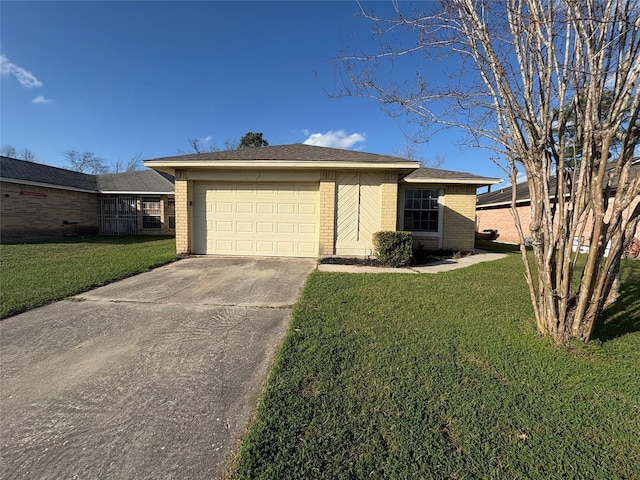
97;170;174;194
146;143;418;164
402;166;501;185
477;159;640;208
1;156;175;194
1;155;97;192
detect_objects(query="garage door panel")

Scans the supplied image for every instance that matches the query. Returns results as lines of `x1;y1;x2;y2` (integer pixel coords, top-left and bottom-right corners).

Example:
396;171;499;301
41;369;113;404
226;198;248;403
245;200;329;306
194;182;319;257
216;221;233;232
216;202;233;213
237;222;253;233
257;203;274;214
237;202;253;214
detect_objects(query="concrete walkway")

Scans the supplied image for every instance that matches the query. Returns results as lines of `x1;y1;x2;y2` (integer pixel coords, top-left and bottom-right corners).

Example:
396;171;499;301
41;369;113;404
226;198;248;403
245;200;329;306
0;256;316;480
317;250;507;273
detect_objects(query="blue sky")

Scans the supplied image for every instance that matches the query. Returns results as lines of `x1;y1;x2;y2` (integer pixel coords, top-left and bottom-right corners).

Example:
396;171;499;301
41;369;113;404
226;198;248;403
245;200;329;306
1;1;506;183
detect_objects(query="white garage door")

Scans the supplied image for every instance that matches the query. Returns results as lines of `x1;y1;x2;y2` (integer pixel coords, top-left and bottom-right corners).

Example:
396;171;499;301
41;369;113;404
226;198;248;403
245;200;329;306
193;182;319;257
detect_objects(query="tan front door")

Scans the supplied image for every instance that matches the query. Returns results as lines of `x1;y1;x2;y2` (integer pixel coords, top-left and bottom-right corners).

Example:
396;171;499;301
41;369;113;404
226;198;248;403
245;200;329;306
335;172;381;255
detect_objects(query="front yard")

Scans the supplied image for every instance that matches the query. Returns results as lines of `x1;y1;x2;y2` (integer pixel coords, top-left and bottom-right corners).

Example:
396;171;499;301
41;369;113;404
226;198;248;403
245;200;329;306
232;252;640;479
0;236;177;318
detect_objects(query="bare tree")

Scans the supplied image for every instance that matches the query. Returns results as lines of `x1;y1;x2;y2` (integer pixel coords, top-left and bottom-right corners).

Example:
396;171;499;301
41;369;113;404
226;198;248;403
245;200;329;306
1;144;38;162
63;150;109;175
338;0;640;343
112;154;142;173
395;140;444;168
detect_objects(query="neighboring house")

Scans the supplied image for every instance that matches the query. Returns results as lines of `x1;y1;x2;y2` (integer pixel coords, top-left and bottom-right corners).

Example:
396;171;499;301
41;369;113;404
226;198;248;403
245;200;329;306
97;170;175;235
476;159;640;245
144;144;500;257
0;156;175;242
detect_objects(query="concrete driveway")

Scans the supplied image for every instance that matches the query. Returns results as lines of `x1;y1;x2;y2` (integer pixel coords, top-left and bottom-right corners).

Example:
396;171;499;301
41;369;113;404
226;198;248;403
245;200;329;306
0;256;316;479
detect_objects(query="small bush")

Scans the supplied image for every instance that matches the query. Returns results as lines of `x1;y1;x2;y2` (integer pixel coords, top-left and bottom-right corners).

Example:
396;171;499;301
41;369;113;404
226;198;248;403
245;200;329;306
372;231;413;267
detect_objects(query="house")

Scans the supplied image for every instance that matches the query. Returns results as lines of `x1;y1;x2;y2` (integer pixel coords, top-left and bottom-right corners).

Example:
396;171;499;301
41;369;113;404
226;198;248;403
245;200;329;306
97;170;175;235
476;159;640;245
144;144;500;257
0;156;175;242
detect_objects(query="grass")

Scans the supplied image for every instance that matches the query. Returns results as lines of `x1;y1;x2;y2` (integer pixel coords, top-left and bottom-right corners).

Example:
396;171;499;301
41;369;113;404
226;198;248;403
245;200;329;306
0;235;177;318
475;239;522;253
233;253;640;479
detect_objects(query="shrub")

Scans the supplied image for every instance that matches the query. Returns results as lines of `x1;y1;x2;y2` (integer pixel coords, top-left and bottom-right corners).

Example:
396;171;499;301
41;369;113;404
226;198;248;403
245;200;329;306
372;231;413;267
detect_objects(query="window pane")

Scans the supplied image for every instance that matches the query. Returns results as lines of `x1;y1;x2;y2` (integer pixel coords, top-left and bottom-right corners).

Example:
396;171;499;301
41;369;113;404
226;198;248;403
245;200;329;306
403;189;440;232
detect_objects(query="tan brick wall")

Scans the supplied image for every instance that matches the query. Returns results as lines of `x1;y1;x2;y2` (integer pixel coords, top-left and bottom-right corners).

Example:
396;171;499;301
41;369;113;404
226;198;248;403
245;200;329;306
442;185;477;251
1;181;98;242
380;171;398;231
319;170;336;255
174;173;190;254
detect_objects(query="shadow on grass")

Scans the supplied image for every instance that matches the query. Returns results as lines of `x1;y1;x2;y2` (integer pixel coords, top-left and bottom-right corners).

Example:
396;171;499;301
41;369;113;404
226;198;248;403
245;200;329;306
2;235;175;246
592;260;640;342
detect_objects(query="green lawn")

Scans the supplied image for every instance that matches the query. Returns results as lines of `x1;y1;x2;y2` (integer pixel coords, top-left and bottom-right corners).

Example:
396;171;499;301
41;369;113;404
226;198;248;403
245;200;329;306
0;236;177;318
233;254;640;479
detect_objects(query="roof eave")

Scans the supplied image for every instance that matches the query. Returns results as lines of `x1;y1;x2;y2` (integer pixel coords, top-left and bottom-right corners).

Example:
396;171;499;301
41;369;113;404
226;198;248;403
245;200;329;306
99;190;174;195
143;160;421;171
1;177;97;194
402;177;503;186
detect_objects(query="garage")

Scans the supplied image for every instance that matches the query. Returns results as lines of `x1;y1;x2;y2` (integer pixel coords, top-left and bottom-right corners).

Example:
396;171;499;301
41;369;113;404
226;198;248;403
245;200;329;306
193;182;319;257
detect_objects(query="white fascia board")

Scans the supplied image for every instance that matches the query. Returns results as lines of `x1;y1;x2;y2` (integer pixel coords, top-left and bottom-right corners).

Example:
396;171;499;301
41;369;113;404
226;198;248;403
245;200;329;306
1;178;97;194
403;177;503;185
99;190;174;195
143;160;420;170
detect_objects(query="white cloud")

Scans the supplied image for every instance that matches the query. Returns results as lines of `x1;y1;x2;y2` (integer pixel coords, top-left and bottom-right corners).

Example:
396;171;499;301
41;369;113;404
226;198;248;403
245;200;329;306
303;129;366;149
32;95;52;104
0;54;43;88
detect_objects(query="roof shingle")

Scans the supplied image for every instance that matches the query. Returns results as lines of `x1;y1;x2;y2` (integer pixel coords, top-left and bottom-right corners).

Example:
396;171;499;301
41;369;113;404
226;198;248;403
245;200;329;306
1;156;97;192
145;143;418;164
97;170;174;193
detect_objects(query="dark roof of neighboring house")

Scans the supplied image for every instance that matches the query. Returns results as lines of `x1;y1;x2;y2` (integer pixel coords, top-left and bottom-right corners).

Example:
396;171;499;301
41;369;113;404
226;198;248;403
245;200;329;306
402;166;501;185
477;159;640;208
1;156;175;194
146;143;419;164
0;155;97;192
97;169;175;193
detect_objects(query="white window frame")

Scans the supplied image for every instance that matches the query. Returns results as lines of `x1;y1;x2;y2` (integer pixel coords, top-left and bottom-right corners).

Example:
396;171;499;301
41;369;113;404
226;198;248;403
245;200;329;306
399;187;444;247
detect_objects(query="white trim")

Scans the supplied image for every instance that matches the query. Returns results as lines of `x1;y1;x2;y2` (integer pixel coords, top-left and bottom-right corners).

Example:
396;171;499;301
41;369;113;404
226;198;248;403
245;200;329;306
99;190;174;195
403;177;502;185
0;178;96;194
398;187;444;248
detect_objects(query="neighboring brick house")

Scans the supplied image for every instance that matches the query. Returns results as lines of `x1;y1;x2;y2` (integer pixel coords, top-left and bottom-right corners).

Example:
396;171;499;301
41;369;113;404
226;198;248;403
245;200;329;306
144;144;500;257
0;156;175;242
476;159;640;246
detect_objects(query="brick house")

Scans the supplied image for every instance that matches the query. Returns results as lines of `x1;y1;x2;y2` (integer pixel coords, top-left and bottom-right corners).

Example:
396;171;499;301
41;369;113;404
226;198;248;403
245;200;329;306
476;159;640;246
0;156;175;242
144;144;500;257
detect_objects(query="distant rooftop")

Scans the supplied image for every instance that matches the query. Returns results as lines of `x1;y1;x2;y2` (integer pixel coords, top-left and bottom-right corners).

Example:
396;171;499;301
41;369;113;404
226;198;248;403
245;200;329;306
1;155;97;192
1;156;174;194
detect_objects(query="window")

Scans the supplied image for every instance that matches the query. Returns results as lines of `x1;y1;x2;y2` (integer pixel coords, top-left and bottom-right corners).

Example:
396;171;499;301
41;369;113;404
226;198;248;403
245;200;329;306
142;196;162;229
403;189;440;232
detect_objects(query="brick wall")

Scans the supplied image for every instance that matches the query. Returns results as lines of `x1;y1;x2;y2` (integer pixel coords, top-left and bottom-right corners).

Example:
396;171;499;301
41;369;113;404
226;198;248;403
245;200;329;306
476;204;529;244
380;171;398;231
442;185;477;251
476;195;640;245
173;173;190;254
319;171;336;255
1;181;98;242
